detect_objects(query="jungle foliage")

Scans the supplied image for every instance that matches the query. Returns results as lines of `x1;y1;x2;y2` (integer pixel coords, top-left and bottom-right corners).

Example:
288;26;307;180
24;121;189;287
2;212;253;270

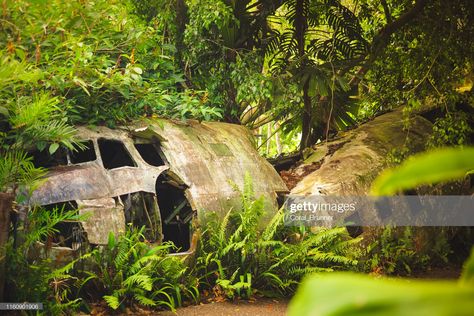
197;173;359;298
129;0;474;150
2;0;472;152
288;262;474;316
4;173;360;314
1;0;474;314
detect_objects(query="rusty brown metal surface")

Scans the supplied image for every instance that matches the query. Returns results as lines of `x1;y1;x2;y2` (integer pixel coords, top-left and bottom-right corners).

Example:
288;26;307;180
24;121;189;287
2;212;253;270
133;120;288;219
28;120;288;251
77;198;125;245
30;127;169;205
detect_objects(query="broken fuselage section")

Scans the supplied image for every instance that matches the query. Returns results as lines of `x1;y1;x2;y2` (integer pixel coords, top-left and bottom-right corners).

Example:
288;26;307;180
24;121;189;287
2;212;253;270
28;120;288;257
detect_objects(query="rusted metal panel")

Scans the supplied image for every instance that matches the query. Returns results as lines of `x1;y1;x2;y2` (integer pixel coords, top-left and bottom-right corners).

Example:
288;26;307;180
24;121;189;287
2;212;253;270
29;119;288;252
106;166;167;197
77;198;126;245
30;164;168;206
31;163;111;205
132;120;288;219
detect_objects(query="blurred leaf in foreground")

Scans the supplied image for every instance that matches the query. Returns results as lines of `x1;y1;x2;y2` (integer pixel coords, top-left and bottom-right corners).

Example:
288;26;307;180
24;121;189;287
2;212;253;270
371;147;474;196
288;272;474;316
460;247;474;286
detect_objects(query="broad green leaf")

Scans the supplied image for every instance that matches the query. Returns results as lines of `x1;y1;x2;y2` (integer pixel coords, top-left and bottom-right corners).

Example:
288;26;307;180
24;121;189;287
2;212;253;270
460;247;474;286
288;273;474;316
132;67;143;75
371;147;474;196
49;143;60;154
107;231;116;249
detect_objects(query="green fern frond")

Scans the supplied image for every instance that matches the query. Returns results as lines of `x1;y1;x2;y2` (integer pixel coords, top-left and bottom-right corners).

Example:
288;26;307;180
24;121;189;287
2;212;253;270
0;150;46;191
288;266;333;277
123;274;153;291
134;293;156;307
262;209;284;241
10;94;59;129
309;250;358;266
103;294;121;310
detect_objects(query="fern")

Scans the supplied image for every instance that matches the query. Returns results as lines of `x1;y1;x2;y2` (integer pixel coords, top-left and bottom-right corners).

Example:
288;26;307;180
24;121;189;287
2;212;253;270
103;295;121;310
134;293;157;307
5;205;90;315
84;225;197;311
123;274;153;291
196;173;360;299
0;150;45;192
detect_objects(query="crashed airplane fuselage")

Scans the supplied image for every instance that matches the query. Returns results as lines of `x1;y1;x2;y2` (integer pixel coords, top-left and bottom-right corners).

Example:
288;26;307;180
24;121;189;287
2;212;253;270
29;119;288;256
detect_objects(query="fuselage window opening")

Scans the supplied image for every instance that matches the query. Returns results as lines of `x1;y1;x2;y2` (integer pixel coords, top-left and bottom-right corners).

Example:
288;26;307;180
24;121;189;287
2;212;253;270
98;138;136;169
29;147;68;169
40;201;84;250
134;142;166;167
120;192;162;243
69;140;97;164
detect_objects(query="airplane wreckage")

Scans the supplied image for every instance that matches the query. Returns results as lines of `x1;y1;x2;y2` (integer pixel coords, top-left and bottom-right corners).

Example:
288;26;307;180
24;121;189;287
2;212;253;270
28;120;288;259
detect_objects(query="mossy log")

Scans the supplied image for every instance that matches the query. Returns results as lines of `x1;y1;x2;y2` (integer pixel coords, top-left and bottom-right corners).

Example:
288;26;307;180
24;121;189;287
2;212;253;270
291;109;433;196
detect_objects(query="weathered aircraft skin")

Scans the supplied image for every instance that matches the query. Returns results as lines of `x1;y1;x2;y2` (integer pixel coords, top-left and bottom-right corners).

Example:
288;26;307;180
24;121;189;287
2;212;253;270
29;119;287;257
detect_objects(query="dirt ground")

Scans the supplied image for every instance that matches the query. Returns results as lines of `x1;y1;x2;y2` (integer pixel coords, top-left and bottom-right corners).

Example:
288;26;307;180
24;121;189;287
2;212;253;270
88;298;288;316
411;266;462;280
154;298;288;316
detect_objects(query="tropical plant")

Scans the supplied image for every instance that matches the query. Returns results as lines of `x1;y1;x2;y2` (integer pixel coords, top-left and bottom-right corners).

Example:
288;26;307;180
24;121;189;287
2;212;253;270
460;247;474;286
288;270;474;316
427;111;473;148
360;226;453;275
0;0;221;127
0;49;84;301
0;53;80;185
83;226;199;312
5;205;91;315
197;173;360;299
371;147;474;195
266;0;368;147
289;247;474;316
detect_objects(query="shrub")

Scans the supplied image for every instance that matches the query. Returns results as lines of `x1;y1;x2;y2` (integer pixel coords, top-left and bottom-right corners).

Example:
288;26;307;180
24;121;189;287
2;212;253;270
5;206;91;315
197;173;360;299
83;226;199;312
361;226;451;275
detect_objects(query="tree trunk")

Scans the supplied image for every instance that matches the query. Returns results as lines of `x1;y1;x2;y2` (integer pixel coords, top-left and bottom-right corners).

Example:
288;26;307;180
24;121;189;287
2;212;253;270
294;0;312;150
275;122;282;155
266;123;272;155
175;0;188;73
300;79;312;150
0;192;13;301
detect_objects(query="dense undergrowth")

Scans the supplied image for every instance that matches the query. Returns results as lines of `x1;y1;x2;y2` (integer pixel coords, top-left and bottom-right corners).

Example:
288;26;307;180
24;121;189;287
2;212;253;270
1;0;473;315
7;173;472;315
289;250;474;316
5;175;360;314
0;0;222;130
197;174;360;299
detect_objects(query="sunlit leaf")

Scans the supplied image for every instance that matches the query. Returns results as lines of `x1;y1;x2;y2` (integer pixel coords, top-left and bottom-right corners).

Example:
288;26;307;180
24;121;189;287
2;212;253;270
49;143;59;155
288;273;474;316
371;147;474;196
